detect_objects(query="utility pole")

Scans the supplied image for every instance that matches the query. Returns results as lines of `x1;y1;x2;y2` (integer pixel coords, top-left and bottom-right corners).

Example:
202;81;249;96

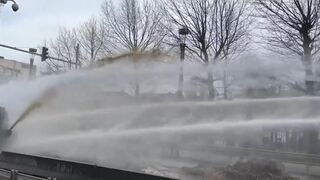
29;57;34;79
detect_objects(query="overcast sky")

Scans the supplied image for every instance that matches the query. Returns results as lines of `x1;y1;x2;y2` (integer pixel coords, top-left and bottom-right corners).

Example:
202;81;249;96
0;0;105;63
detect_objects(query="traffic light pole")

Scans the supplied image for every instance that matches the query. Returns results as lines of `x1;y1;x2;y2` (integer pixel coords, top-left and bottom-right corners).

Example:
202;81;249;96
0;43;79;65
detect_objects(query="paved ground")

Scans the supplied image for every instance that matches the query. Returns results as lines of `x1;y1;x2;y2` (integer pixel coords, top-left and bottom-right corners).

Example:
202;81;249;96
171;151;320;180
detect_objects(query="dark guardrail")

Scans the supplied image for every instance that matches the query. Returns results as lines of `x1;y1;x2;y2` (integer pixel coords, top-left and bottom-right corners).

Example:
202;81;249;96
2;146;320;179
0;151;178;180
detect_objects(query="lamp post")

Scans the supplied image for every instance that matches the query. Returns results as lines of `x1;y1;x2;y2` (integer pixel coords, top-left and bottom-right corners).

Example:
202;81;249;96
0;0;19;12
177;27;190;97
28;48;37;79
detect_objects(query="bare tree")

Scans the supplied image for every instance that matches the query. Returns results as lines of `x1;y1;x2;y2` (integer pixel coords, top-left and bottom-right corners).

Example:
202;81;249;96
165;0;213;63
101;0;166;96
165;0;251;99
45;18;108;73
212;0;251;99
256;0;320;94
101;0;166;54
45;28;79;73
78;17;109;64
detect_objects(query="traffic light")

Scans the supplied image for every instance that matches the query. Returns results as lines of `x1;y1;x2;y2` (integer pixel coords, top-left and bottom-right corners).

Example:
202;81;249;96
41;47;49;62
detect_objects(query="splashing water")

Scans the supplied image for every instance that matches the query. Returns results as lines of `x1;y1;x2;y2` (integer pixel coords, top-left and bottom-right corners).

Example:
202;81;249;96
0;59;319;179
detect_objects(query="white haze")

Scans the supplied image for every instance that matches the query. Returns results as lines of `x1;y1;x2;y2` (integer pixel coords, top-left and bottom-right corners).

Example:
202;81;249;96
0;56;319;178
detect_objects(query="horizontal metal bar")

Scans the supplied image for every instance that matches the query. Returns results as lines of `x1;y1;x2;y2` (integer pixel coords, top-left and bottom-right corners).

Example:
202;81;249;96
0;169;10;178
47;56;77;65
0;168;52;180
17;173;49;180
0;43;33;55
0;43;78;65
0;169;52;180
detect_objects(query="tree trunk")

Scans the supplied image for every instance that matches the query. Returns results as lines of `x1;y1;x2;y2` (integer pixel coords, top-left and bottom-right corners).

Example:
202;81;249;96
304;58;314;94
223;59;228;100
205;51;215;99
134;62;140;97
133;51;140;97
303;33;314;95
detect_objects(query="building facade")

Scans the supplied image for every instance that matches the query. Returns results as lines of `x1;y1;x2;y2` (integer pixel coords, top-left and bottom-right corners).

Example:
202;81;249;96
0;58;36;84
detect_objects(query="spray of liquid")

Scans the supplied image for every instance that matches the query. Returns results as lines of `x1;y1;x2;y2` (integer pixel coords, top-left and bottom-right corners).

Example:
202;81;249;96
0;57;318;178
8;87;56;132
8;100;42;132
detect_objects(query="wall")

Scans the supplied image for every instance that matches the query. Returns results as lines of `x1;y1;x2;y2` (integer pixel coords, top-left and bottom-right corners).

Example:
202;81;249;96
0;58;36;84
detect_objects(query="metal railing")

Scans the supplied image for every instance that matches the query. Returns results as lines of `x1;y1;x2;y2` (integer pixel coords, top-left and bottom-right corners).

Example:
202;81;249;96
0;169;55;180
0;151;178;180
203;145;320;167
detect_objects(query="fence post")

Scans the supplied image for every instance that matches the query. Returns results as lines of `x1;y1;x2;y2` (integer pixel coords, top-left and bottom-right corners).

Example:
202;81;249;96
305;165;311;176
10;170;18;180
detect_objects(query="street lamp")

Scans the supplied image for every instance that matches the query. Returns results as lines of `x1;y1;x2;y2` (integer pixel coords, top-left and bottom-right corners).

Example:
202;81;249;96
177;26;190;97
29;48;37;79
179;27;189;47
0;0;19;12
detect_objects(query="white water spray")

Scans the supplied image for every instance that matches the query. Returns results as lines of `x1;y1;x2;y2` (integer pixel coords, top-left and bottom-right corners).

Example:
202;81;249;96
0;58;319;178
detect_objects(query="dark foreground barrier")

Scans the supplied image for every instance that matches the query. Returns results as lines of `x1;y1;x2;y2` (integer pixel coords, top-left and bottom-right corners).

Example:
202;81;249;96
0;151;177;180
